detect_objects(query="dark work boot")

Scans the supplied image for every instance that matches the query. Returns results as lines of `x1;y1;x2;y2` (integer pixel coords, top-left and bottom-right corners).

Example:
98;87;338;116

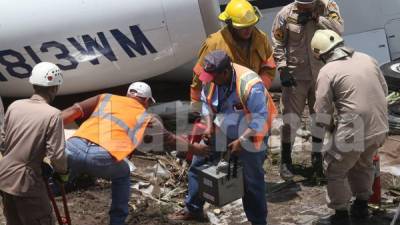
311;152;324;177
168;209;208;222
312;136;325;181
351;199;370;220
280;142;294;181
315;210;351;225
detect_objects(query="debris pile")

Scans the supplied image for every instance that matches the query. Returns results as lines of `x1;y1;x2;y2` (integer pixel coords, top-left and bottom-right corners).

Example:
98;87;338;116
130;153;189;207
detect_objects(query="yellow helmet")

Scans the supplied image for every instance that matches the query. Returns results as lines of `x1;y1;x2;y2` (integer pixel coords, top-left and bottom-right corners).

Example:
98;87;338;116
311;29;344;58
219;0;260;28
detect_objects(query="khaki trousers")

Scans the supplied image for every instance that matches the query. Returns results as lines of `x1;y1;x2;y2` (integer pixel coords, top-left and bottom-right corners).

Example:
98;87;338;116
324;133;387;210
1;190;54;225
281;80;316;143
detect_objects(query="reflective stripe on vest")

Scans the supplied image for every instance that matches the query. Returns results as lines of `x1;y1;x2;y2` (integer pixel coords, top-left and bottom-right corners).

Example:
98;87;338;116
237;71;261;104
236;68;278;150
91;94;148;146
202;63;278;150
73;94;150;161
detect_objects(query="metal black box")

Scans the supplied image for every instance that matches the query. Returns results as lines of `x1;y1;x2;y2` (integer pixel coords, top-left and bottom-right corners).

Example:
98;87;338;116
197;162;244;207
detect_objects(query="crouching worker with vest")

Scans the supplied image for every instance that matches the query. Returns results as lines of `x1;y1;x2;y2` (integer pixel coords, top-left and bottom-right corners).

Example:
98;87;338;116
61;82;210;225
169;50;277;225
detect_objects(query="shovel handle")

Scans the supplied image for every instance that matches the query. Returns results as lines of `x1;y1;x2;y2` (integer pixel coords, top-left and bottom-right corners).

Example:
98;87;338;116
59;183;72;225
44;177;72;225
44;178;64;225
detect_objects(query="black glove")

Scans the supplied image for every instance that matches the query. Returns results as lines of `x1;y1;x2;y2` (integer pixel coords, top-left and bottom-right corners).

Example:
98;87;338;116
42;162;69;183
41;162;53;180
279;67;297;87
297;12;312;25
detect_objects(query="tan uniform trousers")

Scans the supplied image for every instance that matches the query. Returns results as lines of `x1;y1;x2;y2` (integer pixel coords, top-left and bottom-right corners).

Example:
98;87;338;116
281;80;316;143
1;190;54;225
324;133;386;210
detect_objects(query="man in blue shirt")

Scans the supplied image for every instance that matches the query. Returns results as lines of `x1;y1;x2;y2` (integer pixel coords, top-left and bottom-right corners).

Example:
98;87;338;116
169;50;271;225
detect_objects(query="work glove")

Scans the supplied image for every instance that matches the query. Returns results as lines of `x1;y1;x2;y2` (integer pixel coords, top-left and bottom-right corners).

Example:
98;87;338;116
41;162;54;180
279;67;297;87
53;172;69;184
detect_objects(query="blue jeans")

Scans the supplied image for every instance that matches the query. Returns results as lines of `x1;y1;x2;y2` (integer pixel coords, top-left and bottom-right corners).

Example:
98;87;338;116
185;137;268;225
66;137;131;225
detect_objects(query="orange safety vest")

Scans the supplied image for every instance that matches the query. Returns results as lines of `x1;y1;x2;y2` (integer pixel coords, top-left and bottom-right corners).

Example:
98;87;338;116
73;94;151;161
203;64;278;150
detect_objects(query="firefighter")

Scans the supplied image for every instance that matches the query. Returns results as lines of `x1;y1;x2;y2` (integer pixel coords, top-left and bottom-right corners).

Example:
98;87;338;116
190;0;276;112
0;62;68;225
61;82;210;225
271;0;344;181
311;29;388;224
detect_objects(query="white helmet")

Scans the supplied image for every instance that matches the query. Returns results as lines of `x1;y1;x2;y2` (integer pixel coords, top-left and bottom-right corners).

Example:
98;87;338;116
29;62;63;86
127;82;155;103
311;29;344;58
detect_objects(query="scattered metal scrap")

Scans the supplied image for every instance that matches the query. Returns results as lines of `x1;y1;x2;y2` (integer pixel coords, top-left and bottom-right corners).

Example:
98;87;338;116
130;152;189;209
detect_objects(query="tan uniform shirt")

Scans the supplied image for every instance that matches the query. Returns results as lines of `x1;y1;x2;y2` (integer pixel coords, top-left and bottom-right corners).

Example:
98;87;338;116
315;52;389;146
271;0;344;81
0;95;67;197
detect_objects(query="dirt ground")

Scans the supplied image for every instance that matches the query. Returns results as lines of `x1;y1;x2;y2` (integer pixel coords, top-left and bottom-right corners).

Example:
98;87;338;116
2;91;400;225
2;146;400;225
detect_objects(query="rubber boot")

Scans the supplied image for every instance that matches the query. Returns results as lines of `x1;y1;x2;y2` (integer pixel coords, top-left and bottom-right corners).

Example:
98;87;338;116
331;210;351;225
351;199;369;219
280;142;294;181
311;153;324;176
312;136;324;180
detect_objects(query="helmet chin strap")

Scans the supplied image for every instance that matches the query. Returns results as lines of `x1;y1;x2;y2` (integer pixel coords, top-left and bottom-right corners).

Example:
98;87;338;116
228;24;253;44
320;56;327;65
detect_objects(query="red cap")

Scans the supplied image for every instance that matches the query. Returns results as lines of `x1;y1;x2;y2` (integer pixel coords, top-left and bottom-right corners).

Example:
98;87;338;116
199;50;231;83
199;68;216;83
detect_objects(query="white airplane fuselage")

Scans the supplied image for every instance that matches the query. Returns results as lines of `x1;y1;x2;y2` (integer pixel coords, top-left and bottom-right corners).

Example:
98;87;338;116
0;0;220;97
2;0;400;97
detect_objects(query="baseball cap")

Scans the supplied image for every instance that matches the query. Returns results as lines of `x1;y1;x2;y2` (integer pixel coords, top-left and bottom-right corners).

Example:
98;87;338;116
199;50;231;83
127;82;156;103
